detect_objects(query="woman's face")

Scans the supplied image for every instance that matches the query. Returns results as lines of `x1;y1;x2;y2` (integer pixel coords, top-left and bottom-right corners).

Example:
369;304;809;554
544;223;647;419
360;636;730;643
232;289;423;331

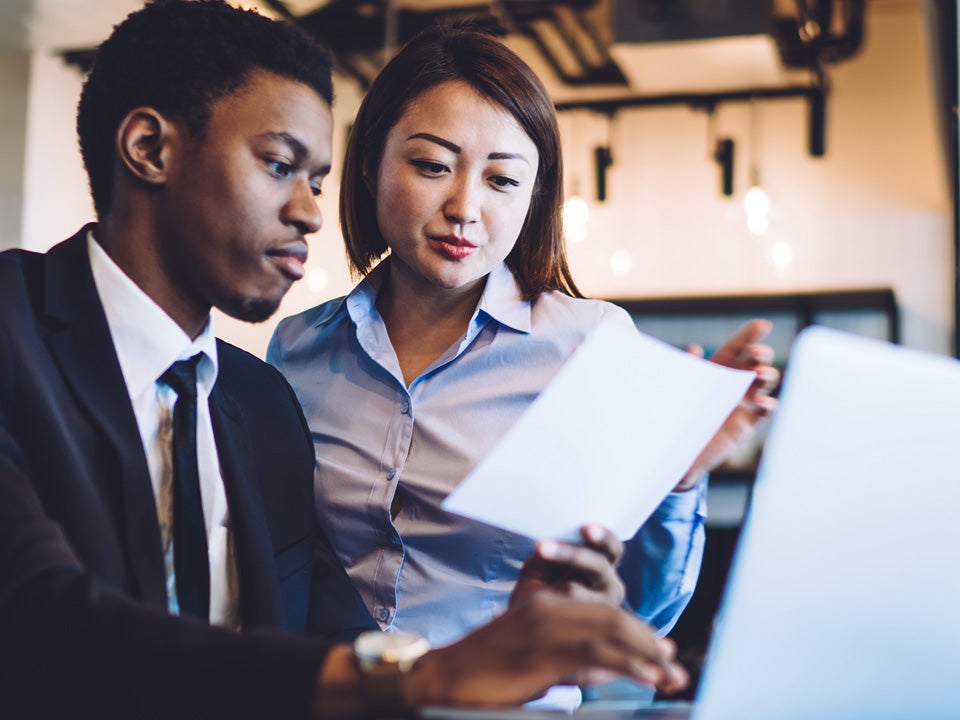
373;79;539;297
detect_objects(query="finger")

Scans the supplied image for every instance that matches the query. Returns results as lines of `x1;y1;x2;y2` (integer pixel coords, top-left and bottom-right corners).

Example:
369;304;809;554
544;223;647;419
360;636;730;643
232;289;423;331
748;394;777;418
748;343;775;367
536;539;617;580
563;582;615;605
580;524;624;564
516;596;688;693
535;540;621;591
598;617;688;692
685;343;705;359
732;344;775;372
710;319;772;367
749;365;780;393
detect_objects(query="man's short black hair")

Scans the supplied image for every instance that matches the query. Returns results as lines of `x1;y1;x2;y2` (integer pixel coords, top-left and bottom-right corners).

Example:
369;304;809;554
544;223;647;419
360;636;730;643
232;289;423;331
77;0;334;218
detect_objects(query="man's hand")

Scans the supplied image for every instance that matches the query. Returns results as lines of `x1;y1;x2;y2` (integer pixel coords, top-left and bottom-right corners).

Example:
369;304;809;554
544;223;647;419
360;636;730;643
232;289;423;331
675;319;780;492
511;524;625;608
403;592;688;708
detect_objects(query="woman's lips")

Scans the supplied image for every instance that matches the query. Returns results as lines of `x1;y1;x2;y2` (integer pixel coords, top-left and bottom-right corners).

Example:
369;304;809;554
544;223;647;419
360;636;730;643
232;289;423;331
429;236;477;260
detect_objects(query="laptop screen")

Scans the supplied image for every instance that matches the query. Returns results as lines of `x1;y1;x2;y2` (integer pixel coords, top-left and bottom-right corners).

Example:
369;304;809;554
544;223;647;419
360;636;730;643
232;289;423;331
694;326;960;720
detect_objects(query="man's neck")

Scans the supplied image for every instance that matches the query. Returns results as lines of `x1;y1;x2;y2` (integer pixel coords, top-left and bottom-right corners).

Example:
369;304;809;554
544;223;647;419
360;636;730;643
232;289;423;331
94;216;210;340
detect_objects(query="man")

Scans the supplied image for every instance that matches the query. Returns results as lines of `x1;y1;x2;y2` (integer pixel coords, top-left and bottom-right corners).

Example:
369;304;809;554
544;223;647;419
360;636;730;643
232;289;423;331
0;1;685;718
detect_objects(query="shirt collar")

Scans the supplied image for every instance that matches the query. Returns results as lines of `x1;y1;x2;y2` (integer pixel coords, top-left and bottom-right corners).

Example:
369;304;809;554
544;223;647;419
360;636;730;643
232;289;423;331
87;230;219;399
476;262;532;334
342;260;386;327
342;259;532;335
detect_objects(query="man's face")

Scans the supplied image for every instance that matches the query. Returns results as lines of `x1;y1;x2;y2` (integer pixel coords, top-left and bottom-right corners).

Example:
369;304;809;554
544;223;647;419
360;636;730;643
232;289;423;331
157;69;333;323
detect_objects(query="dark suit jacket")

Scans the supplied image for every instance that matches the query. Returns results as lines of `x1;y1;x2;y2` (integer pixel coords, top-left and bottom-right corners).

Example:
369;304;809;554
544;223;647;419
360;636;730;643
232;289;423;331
0;228;376;719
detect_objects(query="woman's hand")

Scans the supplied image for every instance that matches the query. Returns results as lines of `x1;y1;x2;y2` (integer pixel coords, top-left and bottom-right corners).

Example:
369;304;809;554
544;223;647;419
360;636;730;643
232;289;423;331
676;318;780;492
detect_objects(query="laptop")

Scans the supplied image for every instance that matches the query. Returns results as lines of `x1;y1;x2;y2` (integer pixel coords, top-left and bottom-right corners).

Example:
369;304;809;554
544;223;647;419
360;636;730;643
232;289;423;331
424;326;960;719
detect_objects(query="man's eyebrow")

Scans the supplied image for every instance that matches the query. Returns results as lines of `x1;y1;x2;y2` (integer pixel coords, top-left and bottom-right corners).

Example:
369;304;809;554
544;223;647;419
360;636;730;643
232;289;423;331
261;131;308;158
407;132;531;165
260;131;330;174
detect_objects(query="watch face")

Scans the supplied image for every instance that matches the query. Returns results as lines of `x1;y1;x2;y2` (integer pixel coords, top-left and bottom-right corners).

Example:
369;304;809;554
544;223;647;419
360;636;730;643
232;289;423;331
355;630;430;665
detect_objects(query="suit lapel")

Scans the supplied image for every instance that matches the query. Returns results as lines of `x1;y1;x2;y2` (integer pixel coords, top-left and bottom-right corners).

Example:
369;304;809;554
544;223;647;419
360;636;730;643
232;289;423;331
209;380;284;629
42;230;167;610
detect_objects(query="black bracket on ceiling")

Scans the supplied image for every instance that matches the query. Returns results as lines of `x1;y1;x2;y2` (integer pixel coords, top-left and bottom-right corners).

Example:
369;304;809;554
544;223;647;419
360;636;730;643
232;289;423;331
291;0;627;90
56;0;862;159
554;76;829;158
549;0;868;160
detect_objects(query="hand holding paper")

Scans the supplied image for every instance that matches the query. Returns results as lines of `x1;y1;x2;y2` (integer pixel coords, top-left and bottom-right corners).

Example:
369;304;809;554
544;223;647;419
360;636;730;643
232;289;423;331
677;318;779;490
441;318;757;542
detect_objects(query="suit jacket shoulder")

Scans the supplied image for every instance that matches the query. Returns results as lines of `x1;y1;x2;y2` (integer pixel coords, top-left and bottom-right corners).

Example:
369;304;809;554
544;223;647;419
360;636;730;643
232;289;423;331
0;232;368;719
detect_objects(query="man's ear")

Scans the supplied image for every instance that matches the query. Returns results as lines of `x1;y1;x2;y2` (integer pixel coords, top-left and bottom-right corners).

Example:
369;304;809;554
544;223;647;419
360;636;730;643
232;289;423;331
116;107;177;185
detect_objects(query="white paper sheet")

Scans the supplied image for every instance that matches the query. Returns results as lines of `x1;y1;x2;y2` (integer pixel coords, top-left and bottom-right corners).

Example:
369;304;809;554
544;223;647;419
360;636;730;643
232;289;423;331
441;318;756;541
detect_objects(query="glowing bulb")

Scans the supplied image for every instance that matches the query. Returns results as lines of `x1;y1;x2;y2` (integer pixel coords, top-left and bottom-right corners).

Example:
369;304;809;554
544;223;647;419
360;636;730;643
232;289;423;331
744;184;770;236
563;195;590;244
306;267;329;294
609;250;633;276
770;240;794;271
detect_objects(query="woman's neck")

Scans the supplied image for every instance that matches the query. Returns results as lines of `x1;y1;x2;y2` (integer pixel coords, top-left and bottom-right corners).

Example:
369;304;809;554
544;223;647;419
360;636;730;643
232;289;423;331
375;264;487;386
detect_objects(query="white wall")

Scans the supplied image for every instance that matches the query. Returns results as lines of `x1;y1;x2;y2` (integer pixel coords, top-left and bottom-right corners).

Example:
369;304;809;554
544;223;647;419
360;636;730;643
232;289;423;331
20;47;94;250
0;51;29;250
12;2;953;358
559;6;952;355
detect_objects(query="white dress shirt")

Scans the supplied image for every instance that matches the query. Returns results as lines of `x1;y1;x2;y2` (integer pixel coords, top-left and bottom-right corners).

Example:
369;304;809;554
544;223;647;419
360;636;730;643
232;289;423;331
87;232;238;628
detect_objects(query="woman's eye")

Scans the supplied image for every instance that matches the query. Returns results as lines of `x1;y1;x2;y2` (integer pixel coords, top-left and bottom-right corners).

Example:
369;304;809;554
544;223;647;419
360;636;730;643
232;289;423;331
490;176;520;189
310;181;323;197
413;160;448;175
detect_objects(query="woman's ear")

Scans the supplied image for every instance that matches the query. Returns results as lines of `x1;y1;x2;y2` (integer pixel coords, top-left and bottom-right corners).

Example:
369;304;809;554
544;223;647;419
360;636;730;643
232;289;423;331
361;156;376;197
116;107;176;186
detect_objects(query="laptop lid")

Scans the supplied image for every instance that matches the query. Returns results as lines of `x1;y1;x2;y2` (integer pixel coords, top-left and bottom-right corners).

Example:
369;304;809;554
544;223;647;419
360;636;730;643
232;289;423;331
693;326;960;720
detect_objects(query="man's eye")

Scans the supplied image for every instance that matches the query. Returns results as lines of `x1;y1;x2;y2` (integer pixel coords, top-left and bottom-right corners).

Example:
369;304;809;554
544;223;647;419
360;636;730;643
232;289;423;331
267;160;293;178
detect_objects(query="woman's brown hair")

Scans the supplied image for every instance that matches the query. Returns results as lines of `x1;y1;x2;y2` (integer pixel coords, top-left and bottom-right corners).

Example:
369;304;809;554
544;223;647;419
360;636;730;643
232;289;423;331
339;23;582;300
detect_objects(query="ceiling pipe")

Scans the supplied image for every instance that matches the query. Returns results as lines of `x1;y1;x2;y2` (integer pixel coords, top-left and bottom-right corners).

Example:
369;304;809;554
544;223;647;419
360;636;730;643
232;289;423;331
554;82;821;113
790;0;865;64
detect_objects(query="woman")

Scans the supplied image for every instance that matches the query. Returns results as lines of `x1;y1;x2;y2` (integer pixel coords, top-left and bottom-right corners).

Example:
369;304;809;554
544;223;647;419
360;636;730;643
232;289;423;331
269;25;777;650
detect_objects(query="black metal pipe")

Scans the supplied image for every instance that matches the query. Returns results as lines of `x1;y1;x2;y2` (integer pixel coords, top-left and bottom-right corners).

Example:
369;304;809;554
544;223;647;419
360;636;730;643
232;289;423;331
554;83;821;114
808;88;826;157
715;139;736;196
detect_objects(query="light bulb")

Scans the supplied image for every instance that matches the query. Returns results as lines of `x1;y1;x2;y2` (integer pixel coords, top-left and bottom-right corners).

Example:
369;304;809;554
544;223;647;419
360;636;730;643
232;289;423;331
563;194;590;244
307;267;329;294
744;184;770;236
770;240;794;271
609;250;633;276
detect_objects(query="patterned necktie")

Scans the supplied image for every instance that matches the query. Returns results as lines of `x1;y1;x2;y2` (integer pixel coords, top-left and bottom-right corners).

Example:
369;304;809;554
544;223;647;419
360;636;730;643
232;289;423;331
159;354;209;622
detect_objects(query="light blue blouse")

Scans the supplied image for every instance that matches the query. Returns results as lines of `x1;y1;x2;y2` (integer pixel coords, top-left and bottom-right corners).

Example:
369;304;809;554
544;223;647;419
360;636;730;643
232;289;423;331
269;261;706;647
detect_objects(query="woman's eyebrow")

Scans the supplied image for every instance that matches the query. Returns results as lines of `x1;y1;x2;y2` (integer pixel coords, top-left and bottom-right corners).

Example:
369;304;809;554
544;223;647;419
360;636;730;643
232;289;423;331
407;132;460;154
407;132;530;164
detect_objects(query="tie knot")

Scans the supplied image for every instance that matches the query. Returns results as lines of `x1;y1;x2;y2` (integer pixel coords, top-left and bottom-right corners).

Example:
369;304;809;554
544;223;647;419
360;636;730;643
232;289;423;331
160;354;202;398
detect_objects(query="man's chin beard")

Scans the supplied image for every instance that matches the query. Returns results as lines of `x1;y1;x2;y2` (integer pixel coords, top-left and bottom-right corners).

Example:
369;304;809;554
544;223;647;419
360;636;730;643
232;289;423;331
222;296;282;324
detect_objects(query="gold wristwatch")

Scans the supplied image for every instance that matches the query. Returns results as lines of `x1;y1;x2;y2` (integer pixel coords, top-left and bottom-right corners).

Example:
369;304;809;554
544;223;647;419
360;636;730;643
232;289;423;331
353;630;430;718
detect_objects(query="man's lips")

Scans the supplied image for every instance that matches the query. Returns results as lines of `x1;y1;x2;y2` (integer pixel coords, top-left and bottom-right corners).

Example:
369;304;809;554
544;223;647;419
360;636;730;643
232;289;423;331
266;244;308;280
